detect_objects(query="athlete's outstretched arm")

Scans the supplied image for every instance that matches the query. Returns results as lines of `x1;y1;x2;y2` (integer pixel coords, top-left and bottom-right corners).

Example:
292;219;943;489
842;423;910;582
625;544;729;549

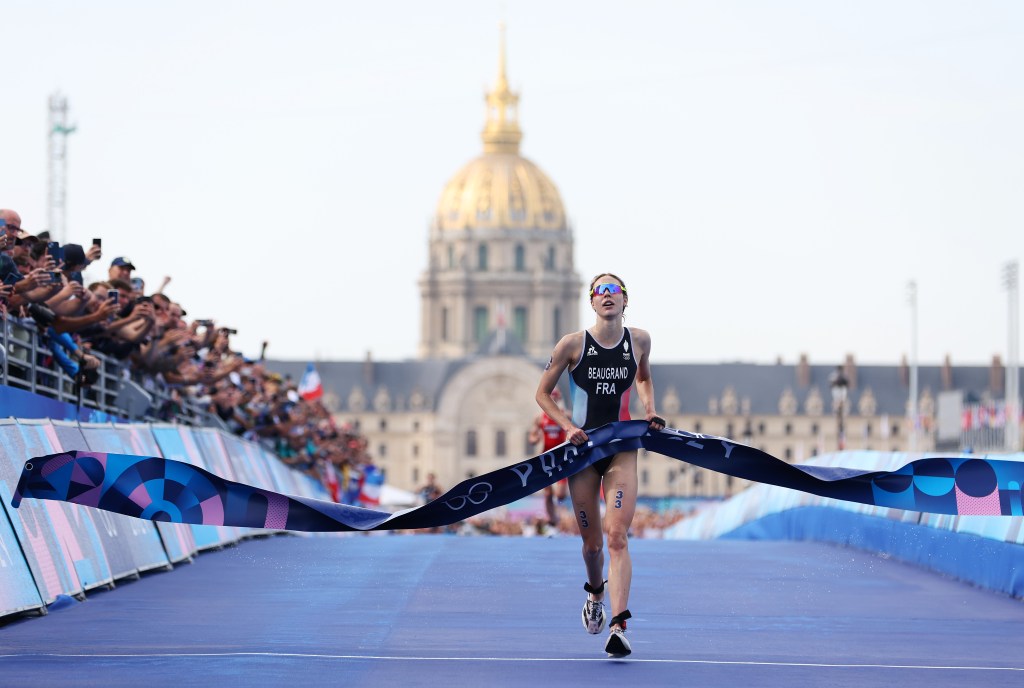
631;328;664;431
536;333;588;445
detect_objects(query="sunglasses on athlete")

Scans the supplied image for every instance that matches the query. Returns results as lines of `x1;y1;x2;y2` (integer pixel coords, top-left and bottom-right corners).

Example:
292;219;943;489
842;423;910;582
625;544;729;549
590;283;626;297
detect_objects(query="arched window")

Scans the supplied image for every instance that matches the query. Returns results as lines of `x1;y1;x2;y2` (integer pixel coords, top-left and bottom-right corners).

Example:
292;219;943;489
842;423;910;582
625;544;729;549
466;429;478;457
514;244;526;271
478;244;488;270
495;430;507;457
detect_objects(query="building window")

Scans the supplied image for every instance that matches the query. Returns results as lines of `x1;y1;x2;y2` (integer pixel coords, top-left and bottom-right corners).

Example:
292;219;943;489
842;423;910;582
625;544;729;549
515;244;525;271
726;422;734;437
513;306;527;343
379;419;387;431
524;431;533;454
496;430;507;457
811;448;818;457
466;429;478;457
865;423;872;437
441;307;449;342
694;421;702;433
784;422;793;436
694;471;703;487
546;245;556;269
757;422;765;435
478;244;488;270
892;425;900;436
474;306;488;342
447;245;455;269
811;422;819;435
378;444;387;457
641;469;649;486
784;447;792;460
553;307;562;342
412;444;419;457
413;420;420;432
412;467;419;484
466;470;476;479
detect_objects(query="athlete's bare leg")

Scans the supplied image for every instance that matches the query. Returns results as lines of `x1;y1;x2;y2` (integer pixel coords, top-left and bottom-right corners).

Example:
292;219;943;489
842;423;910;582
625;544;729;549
543;485;557;526
568;467;605;595
602;450;638;624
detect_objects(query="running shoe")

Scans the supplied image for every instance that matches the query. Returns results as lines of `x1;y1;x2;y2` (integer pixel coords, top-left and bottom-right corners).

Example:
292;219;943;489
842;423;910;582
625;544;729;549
604;627;632;657
582;597;606;634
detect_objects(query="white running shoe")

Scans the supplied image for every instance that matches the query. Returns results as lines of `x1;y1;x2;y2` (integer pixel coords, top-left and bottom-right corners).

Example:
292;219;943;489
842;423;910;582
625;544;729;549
605;627;632;657
582;597;606;634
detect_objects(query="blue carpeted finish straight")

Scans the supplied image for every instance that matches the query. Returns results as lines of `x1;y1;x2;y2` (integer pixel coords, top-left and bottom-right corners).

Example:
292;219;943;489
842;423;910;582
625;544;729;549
1;536;1022;687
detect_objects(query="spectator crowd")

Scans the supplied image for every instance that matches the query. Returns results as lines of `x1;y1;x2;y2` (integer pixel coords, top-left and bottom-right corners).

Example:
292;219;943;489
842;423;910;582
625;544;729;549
0;206;374;503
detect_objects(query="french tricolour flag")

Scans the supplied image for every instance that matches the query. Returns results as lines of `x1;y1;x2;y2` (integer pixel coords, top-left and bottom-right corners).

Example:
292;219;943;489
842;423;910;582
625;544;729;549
359;465;383;507
298;363;323;401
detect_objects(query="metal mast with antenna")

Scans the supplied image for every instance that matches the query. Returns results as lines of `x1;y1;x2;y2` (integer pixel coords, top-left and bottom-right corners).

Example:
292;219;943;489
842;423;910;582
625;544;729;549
47;92;76;244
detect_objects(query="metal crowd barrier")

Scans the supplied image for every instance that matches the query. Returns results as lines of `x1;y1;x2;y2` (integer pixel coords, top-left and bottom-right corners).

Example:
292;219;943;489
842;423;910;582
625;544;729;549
1;316;219;426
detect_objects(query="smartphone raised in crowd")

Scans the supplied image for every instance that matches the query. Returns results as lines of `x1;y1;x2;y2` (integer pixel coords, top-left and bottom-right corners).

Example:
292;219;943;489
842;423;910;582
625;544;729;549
92;238;102;247
49;271;62;284
107;289;120;304
46;242;63;263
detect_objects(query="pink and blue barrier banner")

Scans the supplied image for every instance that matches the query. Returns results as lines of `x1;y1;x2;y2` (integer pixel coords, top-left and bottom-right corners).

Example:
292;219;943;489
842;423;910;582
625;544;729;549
0;420;108;603
0;497;43;615
14;422;1024;533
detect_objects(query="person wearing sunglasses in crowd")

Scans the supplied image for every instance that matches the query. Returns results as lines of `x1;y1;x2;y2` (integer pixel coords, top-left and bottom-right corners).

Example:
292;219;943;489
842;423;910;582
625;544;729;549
535;272;665;658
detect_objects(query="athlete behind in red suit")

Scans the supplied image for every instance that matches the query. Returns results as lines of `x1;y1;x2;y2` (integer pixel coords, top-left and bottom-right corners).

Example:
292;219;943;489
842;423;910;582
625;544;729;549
528;388;569;528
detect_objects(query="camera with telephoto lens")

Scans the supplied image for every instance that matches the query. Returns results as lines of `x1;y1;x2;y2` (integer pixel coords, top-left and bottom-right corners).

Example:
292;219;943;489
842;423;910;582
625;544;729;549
26;302;56;328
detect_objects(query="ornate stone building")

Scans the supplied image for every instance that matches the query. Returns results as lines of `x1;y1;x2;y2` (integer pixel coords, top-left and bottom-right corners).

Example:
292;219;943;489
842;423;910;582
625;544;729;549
418;36;581;360
268;43;1020;500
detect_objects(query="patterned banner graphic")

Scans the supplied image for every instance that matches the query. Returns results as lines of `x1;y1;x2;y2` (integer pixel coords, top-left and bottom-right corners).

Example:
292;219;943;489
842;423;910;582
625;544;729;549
12;421;1024;532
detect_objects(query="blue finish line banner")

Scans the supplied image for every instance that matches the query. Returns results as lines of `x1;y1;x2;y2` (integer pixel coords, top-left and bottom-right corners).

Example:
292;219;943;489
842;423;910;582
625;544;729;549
12;421;1024;532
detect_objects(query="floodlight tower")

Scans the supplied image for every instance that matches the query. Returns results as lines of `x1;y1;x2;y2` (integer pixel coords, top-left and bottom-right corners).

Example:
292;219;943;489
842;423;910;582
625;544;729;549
47;92;76;244
1005;261;1020;451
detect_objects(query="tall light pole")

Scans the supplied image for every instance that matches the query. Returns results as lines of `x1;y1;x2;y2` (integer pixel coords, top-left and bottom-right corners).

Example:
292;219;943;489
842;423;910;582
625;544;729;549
47;92;76;244
908;281;919;451
830;365;849;451
1005;261;1020;452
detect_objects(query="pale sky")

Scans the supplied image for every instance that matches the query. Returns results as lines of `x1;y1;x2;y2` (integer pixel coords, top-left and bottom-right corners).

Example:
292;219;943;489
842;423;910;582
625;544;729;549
3;1;1021;366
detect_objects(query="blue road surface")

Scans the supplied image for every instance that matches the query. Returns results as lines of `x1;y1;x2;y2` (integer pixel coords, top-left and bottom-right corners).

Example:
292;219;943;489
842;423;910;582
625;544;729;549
1;535;1022;687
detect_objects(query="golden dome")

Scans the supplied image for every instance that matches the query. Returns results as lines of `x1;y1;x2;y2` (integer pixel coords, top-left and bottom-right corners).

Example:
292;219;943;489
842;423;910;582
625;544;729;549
434;27;567;233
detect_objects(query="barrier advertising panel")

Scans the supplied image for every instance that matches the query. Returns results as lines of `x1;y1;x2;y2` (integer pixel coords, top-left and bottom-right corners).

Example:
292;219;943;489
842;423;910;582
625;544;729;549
0;420;85;603
0;499;43;617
